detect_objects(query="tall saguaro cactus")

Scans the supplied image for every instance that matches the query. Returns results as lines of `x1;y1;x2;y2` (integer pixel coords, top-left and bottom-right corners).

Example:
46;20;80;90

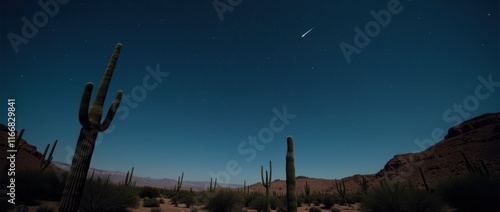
59;43;124;212
261;160;272;212
286;136;297;212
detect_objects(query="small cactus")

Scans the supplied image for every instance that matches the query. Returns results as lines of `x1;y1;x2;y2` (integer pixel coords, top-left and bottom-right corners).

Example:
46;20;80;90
304;181;311;206
175;172;184;207
261;160;272;212
122;167;135;186
209;177;217;192
335;178;347;205
39;139;58;171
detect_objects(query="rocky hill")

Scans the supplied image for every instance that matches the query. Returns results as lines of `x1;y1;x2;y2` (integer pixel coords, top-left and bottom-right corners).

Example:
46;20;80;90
248;112;500;194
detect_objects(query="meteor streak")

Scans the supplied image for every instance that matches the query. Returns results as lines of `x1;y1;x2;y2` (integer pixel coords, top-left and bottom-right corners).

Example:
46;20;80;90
301;27;315;38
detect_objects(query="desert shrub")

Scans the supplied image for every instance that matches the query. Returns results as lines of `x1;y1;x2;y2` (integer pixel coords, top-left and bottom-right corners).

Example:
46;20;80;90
206;189;244;212
331;208;341;212
270;196;285;210
195;191;213;206
362;180;445;212
312;200;320;206
296;196;304;207
143;197;160;207
309;207;321;212
349;192;364;203
36;205;57;212
322;195;335;209
140;186;161;198
79;175;139;212
181;194;195;207
436;175;499;212
243;192;262;207
248;195;283;211
150;207;162;212
249;195;267;211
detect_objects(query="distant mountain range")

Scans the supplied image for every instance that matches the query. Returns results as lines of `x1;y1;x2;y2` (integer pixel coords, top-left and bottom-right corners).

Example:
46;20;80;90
51;161;241;190
1;113;499;193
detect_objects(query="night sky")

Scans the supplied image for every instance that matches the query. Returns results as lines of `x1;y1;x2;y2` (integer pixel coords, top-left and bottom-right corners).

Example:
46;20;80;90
1;0;498;185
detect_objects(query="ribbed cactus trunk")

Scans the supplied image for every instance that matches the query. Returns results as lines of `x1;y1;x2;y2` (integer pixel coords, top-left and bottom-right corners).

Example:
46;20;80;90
59;43;123;212
261;161;272;212
286;136;297;212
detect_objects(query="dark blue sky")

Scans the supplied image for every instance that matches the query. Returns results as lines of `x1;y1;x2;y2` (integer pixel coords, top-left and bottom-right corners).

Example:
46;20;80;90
1;0;498;184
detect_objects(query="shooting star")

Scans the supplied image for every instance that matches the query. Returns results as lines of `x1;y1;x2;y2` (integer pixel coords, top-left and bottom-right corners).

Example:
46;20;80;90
301;27;315;38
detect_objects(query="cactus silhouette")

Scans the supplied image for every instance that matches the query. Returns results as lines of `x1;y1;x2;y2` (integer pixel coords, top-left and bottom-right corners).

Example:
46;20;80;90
39;139;58;171
336;178;347;205
175;172;184;207
261;160;272;212
286;136;297;212
59;43;124;212
123;167;135;187
209;177;217;192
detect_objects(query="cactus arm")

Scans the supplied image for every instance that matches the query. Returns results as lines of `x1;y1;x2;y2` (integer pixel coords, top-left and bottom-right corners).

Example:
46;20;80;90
89;43;122;126
79;83;93;127
99;90;123;131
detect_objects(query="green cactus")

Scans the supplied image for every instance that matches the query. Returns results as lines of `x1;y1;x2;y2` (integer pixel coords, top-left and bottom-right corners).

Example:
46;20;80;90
123;167;135;187
261;160;272;212
418;167;429;192
209;177;217;192
286;136;297;212
335;178;347;205
59;43;124;212
39;139;58;171
175;172;184;207
304;181;311;206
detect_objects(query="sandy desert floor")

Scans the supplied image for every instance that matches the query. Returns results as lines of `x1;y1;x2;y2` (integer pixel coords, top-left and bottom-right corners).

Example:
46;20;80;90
12;199;363;212
129;198;362;212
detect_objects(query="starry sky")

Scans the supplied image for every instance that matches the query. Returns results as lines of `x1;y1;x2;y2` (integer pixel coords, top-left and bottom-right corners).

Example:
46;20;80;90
1;0;498;185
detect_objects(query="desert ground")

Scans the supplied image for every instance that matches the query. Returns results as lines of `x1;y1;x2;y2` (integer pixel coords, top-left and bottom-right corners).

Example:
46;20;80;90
11;199;363;212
